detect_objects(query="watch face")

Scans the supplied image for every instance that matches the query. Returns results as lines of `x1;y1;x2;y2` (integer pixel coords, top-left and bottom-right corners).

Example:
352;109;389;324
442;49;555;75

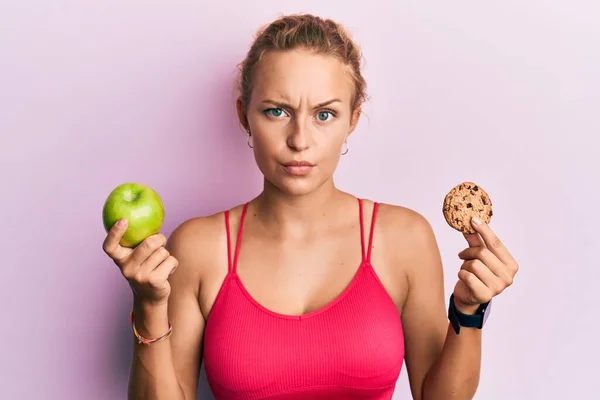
481;300;492;327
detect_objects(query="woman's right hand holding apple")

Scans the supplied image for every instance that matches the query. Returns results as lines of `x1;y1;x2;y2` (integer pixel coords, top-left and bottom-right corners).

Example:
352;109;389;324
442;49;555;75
102;219;179;307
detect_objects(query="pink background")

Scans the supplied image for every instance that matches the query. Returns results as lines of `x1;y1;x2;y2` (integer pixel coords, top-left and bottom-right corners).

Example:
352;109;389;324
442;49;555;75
2;1;598;399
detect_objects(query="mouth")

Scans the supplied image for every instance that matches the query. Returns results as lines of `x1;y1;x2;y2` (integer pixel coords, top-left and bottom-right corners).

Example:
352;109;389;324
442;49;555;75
282;160;315;167
281;160;315;176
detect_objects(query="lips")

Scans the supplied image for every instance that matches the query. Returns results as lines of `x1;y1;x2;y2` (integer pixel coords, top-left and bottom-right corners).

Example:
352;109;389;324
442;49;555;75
283;160;314;167
281;160;315;176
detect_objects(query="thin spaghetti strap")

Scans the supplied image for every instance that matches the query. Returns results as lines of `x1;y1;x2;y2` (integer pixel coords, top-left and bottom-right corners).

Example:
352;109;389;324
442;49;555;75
367;202;379;263
358;198;367;261
232;202;249;273
224;210;233;272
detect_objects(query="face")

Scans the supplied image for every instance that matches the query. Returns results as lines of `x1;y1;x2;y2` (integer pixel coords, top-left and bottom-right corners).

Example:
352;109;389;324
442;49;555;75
237;48;361;197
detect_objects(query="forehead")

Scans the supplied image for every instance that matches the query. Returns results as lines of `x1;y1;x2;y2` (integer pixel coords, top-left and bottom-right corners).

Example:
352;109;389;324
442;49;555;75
251;49;354;104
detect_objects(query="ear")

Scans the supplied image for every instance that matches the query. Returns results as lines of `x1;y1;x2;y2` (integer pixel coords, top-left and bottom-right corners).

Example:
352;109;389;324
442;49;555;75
236;97;250;133
348;106;362;135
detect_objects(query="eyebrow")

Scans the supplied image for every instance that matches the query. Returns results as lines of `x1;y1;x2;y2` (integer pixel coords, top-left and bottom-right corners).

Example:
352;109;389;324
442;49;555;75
261;98;342;109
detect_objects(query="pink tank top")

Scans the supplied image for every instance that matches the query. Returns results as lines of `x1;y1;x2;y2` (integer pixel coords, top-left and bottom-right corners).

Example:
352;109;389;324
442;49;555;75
203;199;405;399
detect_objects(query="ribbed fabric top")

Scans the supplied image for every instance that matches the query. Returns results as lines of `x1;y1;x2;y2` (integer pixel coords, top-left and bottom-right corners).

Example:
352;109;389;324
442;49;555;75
203;199;405;400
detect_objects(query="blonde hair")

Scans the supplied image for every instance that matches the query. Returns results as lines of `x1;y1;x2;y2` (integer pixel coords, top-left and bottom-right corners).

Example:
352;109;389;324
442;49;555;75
237;14;367;111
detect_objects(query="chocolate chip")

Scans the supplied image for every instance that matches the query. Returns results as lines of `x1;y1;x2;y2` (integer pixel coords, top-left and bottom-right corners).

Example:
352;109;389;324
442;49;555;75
482;198;488;205
489;210;493;216
454;205;458;211
467;203;472;208
473;186;479;191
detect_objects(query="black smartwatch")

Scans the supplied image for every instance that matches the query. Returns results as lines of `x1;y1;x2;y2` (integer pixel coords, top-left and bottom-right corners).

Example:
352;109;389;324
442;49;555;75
448;294;492;335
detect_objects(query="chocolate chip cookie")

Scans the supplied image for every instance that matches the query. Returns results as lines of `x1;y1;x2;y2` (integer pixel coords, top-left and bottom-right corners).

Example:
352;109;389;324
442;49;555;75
443;182;493;234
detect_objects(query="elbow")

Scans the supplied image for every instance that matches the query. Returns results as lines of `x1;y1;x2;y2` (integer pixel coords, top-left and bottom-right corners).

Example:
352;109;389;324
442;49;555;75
420;373;480;400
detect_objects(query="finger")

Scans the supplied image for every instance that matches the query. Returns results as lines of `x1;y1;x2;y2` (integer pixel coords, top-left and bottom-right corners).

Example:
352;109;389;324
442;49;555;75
470;217;517;266
149;256;179;286
463;232;485;248
458;246;509;280
139;247;171;275
129;233;168;267
461;259;505;295
102;219;131;262
457;269;493;304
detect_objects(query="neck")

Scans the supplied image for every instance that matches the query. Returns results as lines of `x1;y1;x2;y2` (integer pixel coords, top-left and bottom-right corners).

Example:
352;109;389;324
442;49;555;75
253;178;349;238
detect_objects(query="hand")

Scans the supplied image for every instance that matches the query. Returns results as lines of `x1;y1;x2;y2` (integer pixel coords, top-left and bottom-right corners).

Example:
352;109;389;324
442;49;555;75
102;219;179;306
452;217;519;314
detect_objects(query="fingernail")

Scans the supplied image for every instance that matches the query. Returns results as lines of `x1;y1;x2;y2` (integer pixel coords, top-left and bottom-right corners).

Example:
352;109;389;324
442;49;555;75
472;217;481;225
117;219;127;228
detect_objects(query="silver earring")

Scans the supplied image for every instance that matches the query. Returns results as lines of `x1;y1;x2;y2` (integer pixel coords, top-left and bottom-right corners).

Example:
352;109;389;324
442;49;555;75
341;139;349;155
246;132;254;148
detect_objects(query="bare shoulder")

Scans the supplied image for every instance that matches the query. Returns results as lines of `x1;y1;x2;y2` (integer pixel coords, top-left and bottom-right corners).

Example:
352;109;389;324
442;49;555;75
166;209;231;288
376;202;430;228
376;203;437;245
375;202;442;273
168;212;225;252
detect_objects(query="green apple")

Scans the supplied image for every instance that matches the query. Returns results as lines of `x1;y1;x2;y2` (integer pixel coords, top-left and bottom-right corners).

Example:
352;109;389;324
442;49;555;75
102;182;165;248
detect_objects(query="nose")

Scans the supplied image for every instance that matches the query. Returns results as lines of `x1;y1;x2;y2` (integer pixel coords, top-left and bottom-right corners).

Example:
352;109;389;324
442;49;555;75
286;121;310;152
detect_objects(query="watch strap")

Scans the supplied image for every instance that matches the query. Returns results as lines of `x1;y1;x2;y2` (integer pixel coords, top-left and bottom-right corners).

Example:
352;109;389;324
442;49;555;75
448;294;490;334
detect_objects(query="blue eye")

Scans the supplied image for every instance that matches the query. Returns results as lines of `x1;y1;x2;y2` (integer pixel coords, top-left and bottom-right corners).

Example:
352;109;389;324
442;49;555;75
265;108;285;118
317;111;333;122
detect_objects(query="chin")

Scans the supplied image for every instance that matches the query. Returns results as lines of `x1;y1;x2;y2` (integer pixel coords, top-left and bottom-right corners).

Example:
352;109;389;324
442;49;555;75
270;175;328;197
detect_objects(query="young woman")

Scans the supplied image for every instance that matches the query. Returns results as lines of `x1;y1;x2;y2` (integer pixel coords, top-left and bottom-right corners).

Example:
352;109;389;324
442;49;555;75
103;13;519;400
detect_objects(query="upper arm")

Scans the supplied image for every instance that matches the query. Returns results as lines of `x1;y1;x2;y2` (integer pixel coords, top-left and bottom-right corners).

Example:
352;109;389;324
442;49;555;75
165;220;207;400
394;210;448;400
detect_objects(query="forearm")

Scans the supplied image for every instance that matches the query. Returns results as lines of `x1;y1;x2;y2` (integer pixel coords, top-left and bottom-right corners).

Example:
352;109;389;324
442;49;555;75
422;323;482;400
127;300;186;400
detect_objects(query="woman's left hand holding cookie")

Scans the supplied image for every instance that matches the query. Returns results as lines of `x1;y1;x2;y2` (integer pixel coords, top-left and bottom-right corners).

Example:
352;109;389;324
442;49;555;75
452;217;520;314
